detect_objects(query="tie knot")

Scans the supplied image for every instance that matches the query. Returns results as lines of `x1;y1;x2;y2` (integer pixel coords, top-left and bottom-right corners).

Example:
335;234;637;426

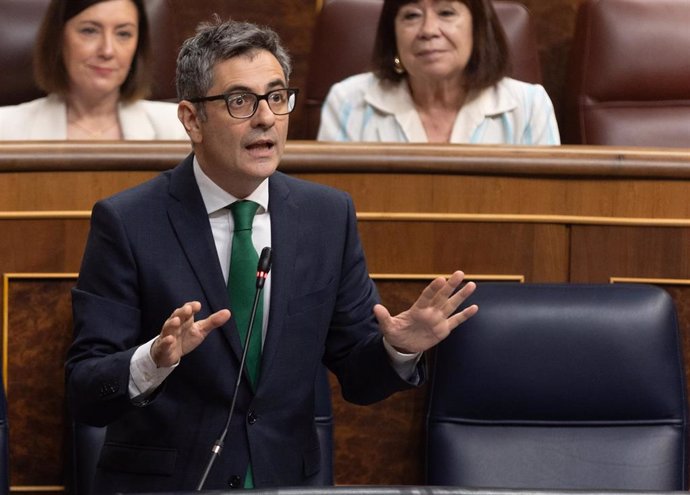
230;200;259;232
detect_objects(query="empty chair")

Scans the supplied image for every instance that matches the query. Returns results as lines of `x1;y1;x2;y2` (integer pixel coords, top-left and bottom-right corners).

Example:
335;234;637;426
426;283;688;490
303;0;543;138
563;0;690;146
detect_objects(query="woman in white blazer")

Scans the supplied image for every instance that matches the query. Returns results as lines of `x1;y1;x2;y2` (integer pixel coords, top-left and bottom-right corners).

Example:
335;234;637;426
0;0;187;141
318;0;560;145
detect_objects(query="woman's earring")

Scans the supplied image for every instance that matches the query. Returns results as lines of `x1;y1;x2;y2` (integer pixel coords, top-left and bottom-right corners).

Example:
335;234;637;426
393;55;406;75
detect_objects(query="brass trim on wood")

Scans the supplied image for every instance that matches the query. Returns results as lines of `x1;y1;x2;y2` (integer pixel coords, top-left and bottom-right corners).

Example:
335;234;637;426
611;277;690;285
371;273;524;282
11;485;65;493
0;211;90;220
3;210;690;228
358;212;690;227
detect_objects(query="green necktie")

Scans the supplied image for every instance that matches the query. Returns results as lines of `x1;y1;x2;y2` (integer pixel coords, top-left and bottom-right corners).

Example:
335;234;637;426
228;200;263;390
229;201;262;488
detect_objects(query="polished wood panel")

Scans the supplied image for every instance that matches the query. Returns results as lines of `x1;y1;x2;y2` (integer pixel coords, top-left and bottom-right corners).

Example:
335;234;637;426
1;142;690;490
359;222;568;281
571;226;690;283
5;276;75;495
330;281;428;485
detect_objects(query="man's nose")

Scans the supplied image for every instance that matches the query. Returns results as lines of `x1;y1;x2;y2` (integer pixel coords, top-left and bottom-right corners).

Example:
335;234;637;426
251;99;276;127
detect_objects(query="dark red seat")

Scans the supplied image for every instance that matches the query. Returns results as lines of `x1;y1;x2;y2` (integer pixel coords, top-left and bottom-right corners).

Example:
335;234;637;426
563;0;690;146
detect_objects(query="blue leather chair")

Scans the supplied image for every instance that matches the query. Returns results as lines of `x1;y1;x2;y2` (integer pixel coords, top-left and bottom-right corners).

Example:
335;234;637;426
426;283;688;490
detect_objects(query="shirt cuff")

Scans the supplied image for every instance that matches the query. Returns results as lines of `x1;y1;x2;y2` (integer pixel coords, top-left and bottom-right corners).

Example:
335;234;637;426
383;337;422;384
128;338;177;401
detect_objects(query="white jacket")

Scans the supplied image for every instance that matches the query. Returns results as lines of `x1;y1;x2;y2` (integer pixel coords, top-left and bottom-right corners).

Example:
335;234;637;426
317;72;560;145
0;94;188;140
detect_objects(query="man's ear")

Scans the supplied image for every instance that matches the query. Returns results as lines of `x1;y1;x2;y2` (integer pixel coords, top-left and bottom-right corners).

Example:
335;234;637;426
178;100;203;143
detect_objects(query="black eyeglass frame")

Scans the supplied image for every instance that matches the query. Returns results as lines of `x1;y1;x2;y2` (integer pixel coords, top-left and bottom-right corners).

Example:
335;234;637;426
188;88;299;119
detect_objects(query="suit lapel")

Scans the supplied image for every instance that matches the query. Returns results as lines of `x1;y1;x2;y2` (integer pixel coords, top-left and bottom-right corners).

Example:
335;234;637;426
166;155;244;358
258;173;299;383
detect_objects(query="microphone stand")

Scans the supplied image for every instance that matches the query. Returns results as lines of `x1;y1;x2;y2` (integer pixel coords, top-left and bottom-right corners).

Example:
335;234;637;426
196;247;272;491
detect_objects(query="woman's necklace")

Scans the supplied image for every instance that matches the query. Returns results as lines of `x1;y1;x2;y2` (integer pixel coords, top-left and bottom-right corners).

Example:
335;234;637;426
67;108;122;139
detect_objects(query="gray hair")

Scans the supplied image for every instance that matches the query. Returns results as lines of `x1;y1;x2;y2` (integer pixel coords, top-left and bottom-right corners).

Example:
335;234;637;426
176;17;292;118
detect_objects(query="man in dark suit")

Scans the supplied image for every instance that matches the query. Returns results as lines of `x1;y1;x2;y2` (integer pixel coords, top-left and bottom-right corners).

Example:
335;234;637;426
66;18;478;493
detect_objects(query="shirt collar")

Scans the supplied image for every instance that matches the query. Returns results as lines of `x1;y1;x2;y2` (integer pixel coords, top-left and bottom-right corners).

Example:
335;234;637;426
193;156;269;215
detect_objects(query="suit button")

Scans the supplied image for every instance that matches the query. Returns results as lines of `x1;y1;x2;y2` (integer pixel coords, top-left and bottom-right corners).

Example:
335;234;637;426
247;410;258;425
228;475;241;488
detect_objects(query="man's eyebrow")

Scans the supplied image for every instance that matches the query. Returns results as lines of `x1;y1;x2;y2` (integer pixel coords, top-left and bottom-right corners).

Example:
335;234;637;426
222;79;288;94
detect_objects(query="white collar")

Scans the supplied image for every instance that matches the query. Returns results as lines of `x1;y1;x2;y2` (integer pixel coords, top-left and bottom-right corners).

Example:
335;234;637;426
193;156;269;215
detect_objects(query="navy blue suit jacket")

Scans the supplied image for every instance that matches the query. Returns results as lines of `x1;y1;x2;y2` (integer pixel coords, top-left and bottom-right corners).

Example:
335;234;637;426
66;154;417;492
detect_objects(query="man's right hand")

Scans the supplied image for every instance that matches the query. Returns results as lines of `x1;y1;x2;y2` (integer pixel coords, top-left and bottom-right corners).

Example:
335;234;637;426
151;301;231;368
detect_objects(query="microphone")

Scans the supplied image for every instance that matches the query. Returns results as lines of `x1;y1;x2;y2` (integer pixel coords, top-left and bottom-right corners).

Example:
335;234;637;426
256;247;271;289
196;247;273;491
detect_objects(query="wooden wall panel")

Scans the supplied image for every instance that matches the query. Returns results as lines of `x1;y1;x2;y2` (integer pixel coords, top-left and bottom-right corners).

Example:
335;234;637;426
358;221;568;282
570;226;690;283
0;172;160;211
0;220;89;273
331;281;428;485
297;172;690;220
0;219;88;492
5;276;75;494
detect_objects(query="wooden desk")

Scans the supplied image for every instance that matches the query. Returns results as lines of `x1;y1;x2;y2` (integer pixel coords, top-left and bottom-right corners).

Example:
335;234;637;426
1;141;690;492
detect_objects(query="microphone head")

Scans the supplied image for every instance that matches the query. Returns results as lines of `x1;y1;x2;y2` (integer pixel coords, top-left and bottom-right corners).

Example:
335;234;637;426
256;247;272;289
258;247;272;273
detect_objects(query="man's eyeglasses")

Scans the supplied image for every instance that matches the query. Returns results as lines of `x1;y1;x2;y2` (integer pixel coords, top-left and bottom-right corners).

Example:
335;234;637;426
188;88;299;119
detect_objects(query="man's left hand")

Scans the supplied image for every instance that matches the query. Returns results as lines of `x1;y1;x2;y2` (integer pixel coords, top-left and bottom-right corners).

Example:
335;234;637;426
374;270;478;354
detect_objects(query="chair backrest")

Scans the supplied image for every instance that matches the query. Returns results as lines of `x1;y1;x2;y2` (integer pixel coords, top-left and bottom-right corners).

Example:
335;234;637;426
302;0;543;138
69;366;334;493
562;0;690;146
143;0;179;101
426;283;688;490
313;364;335;485
0;0;49;106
